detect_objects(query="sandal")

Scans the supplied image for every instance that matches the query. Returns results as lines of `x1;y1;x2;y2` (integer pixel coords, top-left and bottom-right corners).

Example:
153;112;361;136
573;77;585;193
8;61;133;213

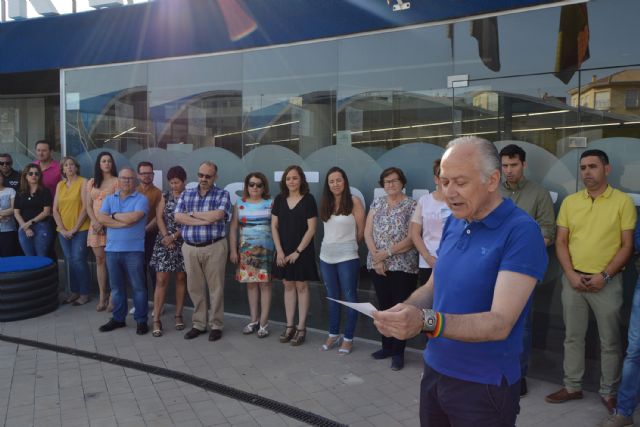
321;335;342;351
175;315;185;331
96;295;108;312
243;321;259;335
279;325;296;343
338;339;353;355
152;321;163;337
63;293;80;304
257;324;269;338
290;328;306;346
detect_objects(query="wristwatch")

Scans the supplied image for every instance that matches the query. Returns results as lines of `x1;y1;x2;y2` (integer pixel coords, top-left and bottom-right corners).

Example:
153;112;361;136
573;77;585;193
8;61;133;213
601;271;612;284
421;309;437;333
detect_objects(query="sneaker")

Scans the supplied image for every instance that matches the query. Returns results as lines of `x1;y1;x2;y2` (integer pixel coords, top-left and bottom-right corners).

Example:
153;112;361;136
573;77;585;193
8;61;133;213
99;319;126;332
545;388;583;403
129;307;136;315
136;323;149;335
598;414;633;427
520;378;528;397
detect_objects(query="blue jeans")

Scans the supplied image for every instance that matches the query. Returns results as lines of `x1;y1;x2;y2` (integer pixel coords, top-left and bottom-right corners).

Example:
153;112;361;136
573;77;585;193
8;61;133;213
420;363;520;426
58;230;90;295
617;280;640;417
18;221;53;257
320;258;360;340
106;251;148;324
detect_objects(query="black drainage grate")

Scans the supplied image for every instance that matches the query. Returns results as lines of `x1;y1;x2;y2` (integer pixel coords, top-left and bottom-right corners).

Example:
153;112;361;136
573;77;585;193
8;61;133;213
0;333;347;427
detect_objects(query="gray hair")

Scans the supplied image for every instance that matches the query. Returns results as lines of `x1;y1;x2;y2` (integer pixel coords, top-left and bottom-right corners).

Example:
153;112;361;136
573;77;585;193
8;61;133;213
119;167;136;177
200;161;218;174
446;136;500;182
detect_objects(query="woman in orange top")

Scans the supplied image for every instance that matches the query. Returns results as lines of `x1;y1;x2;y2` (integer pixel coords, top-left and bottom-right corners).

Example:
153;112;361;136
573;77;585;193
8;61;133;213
53;157;91;305
84;152;118;311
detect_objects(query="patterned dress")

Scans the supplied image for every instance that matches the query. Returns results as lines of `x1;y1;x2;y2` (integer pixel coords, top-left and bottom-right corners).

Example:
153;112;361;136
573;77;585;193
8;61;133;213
149;191;185;272
235;198;274;283
366;196;418;273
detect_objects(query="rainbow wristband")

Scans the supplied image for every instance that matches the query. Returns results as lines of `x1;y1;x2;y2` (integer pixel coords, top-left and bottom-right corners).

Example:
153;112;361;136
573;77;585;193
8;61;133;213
426;311;445;338
432;311;444;338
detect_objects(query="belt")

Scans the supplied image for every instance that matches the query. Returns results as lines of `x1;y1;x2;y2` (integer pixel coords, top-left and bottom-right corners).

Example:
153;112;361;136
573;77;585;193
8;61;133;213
184;236;225;247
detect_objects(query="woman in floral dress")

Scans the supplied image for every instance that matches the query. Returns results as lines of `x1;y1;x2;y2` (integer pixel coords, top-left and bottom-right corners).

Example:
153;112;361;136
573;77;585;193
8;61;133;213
149;166;187;337
229;172;274;338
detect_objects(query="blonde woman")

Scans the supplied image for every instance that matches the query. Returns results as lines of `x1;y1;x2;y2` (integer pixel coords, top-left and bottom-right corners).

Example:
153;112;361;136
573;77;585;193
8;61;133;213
53;157;91;305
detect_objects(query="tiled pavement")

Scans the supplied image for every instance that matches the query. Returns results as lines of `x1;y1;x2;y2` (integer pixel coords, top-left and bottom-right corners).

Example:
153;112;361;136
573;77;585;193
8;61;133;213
0;303;635;427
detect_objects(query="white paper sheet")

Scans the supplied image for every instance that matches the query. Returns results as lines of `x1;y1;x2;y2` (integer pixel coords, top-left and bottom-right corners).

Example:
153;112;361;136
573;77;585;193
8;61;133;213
327;297;377;319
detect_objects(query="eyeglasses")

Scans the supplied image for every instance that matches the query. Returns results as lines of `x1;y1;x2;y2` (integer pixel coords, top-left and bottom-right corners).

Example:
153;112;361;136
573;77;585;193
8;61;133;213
383;179;401;186
197;173;213;180
0;161;11;166
118;176;136;181
248;182;264;188
27;171;41;177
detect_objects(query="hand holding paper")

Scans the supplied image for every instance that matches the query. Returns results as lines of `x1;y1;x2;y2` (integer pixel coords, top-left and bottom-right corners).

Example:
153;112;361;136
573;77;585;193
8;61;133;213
327;297;377;318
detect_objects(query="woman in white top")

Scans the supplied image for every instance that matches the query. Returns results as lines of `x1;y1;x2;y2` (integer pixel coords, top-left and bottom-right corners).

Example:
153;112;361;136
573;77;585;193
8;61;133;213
319;167;365;355
410;159;451;286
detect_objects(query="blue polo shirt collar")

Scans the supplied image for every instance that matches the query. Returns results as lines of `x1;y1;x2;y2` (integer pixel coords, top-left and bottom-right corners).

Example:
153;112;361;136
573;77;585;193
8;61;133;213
474;198;516;230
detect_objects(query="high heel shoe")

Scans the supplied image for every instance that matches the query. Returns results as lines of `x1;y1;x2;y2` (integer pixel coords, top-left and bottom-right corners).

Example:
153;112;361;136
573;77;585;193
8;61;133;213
279;325;296;343
152;321;163;337
321;335;342;351
290;328;306;346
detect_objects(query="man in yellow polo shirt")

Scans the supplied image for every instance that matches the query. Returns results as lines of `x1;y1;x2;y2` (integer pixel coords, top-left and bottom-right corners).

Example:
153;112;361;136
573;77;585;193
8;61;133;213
546;149;636;415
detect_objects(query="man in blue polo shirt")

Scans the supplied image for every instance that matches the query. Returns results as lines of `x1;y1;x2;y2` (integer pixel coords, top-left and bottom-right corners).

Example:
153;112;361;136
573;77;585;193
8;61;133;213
373;136;548;426
97;167;150;335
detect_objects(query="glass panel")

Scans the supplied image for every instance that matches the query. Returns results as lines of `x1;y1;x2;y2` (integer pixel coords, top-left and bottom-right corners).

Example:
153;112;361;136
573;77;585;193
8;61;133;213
242;41;337;159
64;63;149;162
148;54;243;156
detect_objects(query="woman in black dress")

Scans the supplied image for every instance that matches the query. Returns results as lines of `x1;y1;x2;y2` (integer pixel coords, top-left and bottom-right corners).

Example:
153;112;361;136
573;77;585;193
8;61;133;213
271;165;319;346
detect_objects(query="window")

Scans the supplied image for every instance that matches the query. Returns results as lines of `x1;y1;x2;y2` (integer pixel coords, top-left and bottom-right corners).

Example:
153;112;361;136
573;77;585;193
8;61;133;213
594;91;610;111
625;89;640;109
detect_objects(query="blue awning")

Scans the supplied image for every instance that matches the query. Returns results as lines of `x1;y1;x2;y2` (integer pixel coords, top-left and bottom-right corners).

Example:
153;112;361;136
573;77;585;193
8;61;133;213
0;0;567;74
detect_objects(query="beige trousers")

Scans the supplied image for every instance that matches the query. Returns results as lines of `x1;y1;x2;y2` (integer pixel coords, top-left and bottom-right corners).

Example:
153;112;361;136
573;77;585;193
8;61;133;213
182;239;228;331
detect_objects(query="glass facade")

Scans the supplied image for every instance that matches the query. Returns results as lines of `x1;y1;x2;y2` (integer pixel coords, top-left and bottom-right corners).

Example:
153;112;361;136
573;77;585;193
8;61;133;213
3;0;640;386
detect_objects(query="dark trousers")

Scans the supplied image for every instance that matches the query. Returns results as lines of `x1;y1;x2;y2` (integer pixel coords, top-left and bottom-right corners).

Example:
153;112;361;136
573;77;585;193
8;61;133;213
0;231;19;257
418;268;433;287
371;270;417;356
420;363;520;427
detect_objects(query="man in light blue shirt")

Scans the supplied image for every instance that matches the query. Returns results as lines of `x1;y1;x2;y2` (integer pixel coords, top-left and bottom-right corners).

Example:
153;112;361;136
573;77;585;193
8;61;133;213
98;167;149;335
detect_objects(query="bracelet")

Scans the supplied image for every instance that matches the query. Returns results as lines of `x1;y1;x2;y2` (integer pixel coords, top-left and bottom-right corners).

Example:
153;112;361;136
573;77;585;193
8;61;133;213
426;312;445;338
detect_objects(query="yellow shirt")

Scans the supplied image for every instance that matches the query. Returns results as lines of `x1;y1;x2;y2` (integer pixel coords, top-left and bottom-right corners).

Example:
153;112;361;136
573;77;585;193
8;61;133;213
557;185;636;273
56;177;90;232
